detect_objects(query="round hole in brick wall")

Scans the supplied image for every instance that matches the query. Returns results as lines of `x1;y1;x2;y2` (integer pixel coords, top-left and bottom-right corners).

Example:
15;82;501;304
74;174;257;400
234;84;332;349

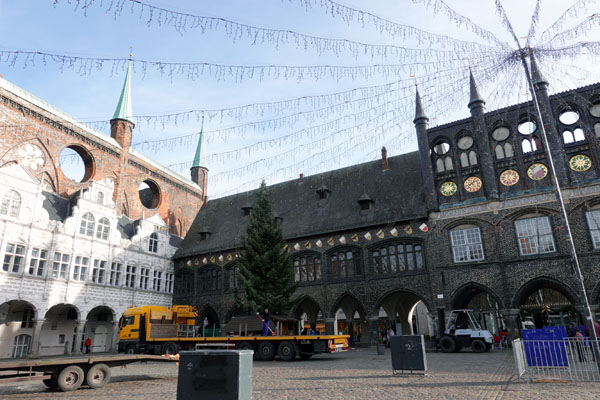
59;145;95;183
138;179;161;209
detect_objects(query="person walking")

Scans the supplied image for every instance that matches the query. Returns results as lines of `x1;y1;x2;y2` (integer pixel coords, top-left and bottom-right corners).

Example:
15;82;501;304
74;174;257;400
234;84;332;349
84;337;92;354
387;327;395;347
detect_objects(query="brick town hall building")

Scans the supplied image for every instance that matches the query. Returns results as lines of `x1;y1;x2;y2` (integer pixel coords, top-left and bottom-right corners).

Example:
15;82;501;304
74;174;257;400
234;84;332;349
174;60;600;345
0;65;206;358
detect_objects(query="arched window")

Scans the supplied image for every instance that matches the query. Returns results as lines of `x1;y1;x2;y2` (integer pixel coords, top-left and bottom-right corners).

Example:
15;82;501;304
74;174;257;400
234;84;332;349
495;144;505;159
329;248;362;280
79;212;95;236
371;241;424;274
436;158;444;173
460;151;478;167
522;137;541;154
1;190;21;218
96;217;110;240
292;254;322;282
12;334;31;358
504;142;514;158
449;226;484;263
96;191;104;204
148;232;158;253
444;156;453;170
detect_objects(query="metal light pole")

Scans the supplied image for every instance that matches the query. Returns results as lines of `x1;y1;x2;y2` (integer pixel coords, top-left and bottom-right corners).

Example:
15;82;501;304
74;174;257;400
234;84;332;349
517;47;600;350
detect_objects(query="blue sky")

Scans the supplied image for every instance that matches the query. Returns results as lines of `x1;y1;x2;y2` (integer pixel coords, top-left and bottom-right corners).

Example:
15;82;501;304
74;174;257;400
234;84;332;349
1;1;598;197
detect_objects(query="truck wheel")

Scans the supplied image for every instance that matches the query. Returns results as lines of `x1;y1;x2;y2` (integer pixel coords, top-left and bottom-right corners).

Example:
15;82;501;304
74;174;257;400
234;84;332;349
299;353;313;360
471;339;486;353
277;341;296;361
237;341;254;351
439;336;457;353
42;375;58;389
57;365;84;392
163;342;178;356
257;341;275;361
125;344;137;354
86;363;111;389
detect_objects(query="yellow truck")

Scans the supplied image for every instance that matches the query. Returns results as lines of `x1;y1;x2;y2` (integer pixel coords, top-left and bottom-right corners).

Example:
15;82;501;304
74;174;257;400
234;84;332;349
118;305;349;361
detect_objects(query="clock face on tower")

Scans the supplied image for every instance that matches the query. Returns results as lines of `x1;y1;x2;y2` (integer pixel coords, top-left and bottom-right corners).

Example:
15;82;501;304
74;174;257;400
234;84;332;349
527;163;549;181
499;169;520;186
463;176;482;193
569;154;592;172
440;181;457;197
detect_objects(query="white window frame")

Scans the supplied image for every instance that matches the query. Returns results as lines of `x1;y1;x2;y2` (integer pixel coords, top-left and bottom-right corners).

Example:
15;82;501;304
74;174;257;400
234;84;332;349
153;269;162;291
165;273;174;293
91;259;106;284
450;227;485;263
3;243;25;273
73;256;89;281
79;213;95;237
515;216;556;256
109;262;122;286
28;248;48;277
139;267;150;290
125;264;137;288
52;252;70;279
586;209;600;249
96;217;110;240
148;233;158;253
0;190;21;218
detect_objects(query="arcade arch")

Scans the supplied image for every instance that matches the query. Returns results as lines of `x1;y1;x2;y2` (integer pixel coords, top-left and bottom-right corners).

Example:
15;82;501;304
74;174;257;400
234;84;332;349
292;296;324;334
0;300;38;358
85;306;115;353
331;293;368;345
198;305;220;337
514;278;578;329
452;283;505;335
41;303;80;356
376;290;432;339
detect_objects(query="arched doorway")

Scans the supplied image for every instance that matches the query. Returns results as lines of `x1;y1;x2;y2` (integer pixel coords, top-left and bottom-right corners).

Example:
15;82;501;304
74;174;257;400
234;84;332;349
41;304;79;356
516;279;578;329
376;290;432;339
0;300;37;358
198;305;220;337
86;306;115;353
292;296;324;334
452;283;505;335
331;294;368;345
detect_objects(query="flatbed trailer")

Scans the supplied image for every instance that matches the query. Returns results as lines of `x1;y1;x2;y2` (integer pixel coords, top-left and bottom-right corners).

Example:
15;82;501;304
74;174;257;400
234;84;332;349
118;306;350;361
0;354;178;392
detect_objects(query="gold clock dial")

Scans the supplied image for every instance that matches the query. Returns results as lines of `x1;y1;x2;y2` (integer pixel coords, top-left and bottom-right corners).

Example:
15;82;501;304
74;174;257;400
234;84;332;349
499;169;520;186
527;163;548;181
440;181;457;197
464;176;482;193
569;154;592;172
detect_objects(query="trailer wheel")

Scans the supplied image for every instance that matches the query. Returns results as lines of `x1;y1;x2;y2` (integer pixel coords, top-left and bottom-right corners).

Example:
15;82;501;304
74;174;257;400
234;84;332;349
86;363;111;389
439;336;457;353
57;365;84;392
163;342;178;356
471;339;486;353
237;341;254;351
125;344;137;354
257;341;275;361
42;375;58;389
277;341;296;361
299;353;312;360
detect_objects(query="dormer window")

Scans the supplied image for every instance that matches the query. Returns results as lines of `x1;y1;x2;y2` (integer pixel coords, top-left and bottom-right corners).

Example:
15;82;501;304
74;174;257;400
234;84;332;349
0;190;21;218
96;191;104;204
149;232;158;253
241;203;253;216
198;231;211;241
316;184;331;200
79;212;95;237
358;194;374;211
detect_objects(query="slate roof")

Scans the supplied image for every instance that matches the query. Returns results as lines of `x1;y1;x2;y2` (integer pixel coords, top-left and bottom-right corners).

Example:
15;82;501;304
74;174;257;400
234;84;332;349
175;151;427;259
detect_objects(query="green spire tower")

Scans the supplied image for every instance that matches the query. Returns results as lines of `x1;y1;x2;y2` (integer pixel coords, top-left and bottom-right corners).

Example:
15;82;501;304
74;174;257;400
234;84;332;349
190;117;209;201
110;60;135;149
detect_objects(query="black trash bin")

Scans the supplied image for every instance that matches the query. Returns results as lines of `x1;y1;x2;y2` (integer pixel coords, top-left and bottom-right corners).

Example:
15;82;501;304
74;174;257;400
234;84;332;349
177;350;253;400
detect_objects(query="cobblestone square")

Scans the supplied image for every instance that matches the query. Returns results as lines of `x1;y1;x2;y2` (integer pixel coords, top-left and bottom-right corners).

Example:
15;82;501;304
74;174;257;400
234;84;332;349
2;349;600;399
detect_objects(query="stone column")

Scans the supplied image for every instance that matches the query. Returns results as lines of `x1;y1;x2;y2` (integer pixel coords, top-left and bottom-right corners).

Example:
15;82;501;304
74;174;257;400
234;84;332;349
324;318;335;335
110;321;120;353
72;320;87;355
368;317;380;345
28;320;45;358
501;309;522;341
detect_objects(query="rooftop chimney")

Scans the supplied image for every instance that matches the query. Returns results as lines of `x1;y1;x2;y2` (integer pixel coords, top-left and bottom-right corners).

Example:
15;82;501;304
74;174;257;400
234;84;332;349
381;146;389;170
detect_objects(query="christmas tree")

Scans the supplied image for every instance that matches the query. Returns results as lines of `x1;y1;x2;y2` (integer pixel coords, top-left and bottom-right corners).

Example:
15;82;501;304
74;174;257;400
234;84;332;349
238;181;297;314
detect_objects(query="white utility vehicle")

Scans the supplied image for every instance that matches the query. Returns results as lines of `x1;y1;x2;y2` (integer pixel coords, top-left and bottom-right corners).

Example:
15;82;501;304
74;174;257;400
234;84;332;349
439;309;494;353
